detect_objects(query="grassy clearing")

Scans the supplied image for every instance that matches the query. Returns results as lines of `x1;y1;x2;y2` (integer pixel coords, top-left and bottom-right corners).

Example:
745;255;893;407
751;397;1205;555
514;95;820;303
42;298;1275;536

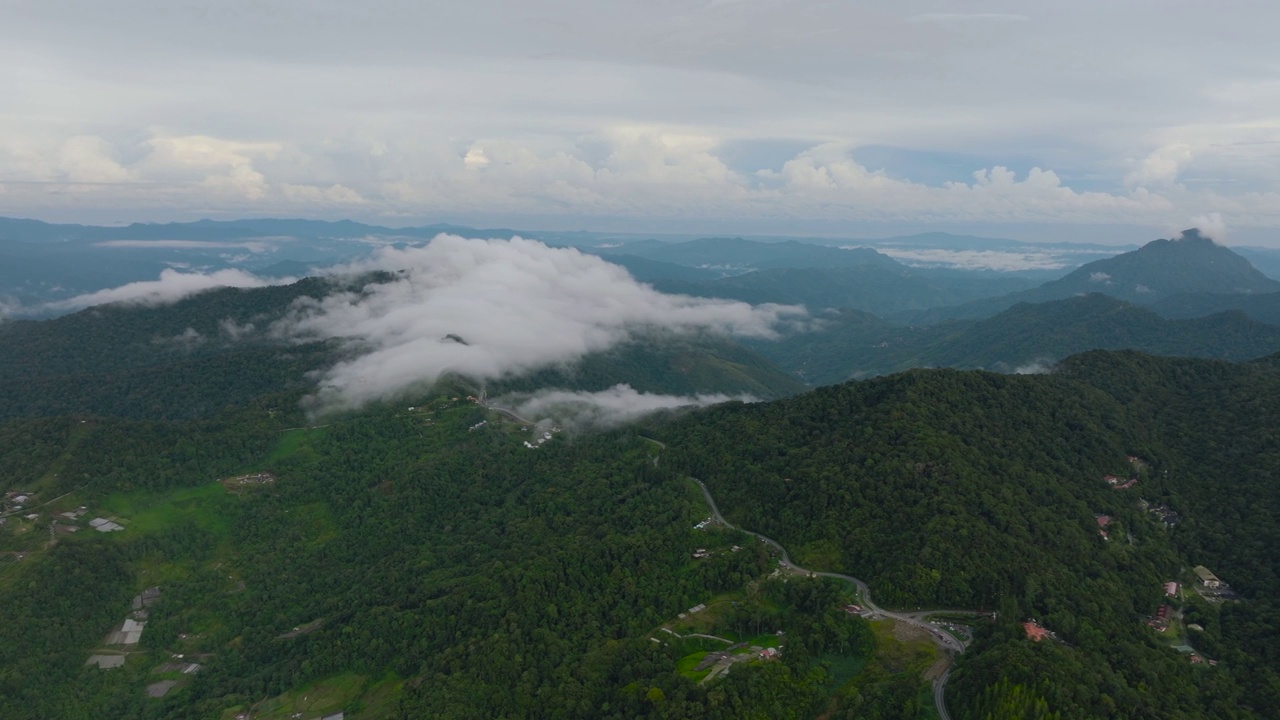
676;652;713;683
792;539;844;571
744;633;783;649
818;653;870;689
102;482;236;537
266;426;327;465
232;672;367;720
869;620;937;676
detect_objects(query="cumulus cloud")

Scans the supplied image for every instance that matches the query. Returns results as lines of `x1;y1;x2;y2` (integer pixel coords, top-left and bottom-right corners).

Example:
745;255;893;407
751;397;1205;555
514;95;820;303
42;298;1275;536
506;384;751;430
1188;213;1228;243
1089;272;1112;283
46;268;292;311
273;234;805;412
1126;143;1193;187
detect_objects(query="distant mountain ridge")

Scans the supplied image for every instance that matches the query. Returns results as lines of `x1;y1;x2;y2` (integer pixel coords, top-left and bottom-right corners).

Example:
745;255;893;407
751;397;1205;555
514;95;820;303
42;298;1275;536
753;293;1280;384
594;236;901;272
902;229;1280;323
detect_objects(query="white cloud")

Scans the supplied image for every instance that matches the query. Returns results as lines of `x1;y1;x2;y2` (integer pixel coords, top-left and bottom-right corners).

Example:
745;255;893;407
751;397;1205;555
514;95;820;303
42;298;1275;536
3;2;1280;235
863;247;1081;272
1126;143;1193;187
506;384;752;430
1189;212;1228;243
57;135;134;183
280;183;366;205
46;268;291;311
1013;360;1054;375
272;234;805;412
1089;272;1112;283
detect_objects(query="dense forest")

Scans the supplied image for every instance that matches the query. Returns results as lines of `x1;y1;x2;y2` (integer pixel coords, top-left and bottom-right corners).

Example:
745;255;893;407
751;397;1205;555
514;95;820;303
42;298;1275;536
665;351;1280;718
4;258;1280;719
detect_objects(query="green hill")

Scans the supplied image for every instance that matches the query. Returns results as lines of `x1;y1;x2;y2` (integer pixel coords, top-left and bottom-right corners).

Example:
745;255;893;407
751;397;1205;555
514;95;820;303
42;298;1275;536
666;351;1280;718
752;294;1280;385
0;278;804;420
902;229;1280;323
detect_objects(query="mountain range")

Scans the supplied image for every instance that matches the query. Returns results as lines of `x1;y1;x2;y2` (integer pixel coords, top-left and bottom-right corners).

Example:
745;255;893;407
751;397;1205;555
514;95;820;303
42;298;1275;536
5;219;1280;719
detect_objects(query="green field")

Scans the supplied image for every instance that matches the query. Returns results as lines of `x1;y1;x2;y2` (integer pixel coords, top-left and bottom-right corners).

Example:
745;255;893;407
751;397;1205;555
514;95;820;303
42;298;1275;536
101;481;236;536
265;426;328;465
223;672;368;720
675;651;718;684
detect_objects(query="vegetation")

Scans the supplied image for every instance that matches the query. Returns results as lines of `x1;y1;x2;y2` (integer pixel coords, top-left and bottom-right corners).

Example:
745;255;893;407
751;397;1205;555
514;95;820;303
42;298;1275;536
666;350;1280;717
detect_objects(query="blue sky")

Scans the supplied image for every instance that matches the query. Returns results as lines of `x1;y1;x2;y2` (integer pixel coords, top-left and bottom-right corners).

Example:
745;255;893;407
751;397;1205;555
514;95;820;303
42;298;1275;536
2;0;1279;244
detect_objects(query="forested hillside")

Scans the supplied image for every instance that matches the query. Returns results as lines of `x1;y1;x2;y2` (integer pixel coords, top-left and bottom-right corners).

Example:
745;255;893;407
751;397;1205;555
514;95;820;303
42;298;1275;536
4;276;1280;719
665;352;1280;717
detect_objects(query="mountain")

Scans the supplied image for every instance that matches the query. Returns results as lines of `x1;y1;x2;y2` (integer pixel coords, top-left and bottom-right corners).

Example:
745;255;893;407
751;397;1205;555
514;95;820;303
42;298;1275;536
1152;290;1280;326
665;350;1280;718
0;277;804;420
491;332;807;400
753;294;1280;384
4;335;1280;717
901;229;1280;323
595;236;901;272
652;266;1037;316
1234;245;1280;280
590;253;724;283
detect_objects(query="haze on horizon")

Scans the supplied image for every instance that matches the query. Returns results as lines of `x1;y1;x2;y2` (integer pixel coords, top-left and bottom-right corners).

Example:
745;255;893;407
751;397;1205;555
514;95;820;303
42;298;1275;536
3;1;1279;244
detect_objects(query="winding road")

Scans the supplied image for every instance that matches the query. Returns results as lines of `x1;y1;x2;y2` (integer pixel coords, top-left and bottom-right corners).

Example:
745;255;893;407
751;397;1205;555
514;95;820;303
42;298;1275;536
691;476;966;720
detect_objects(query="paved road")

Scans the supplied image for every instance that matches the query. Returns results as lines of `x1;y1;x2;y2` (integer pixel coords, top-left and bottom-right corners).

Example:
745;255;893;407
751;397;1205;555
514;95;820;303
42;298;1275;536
691;476;963;719
935;667;953;720
482;402;534;426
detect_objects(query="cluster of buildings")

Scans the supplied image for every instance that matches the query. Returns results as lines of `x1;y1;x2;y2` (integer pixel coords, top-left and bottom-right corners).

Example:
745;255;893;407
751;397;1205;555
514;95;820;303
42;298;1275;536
1193;565;1225;590
1147;604;1173;632
1095;514;1112;541
1139;500;1182;527
1104;474;1139;490
1022;620;1056;642
226;472;275;487
2;490;35;512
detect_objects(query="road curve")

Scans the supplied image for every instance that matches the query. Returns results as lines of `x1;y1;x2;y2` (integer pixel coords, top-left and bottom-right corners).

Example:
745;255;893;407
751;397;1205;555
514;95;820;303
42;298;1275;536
691;477;961;719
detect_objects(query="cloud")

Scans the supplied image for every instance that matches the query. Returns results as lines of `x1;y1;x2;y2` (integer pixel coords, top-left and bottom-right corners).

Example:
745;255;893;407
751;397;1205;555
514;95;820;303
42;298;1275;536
46;268;291;311
905;13;1030;24
1126;143;1193;187
865;247;1079;271
1013;359;1054;375
1089;272;1112;283
505;384;751;430
1189;212;1228;243
273;234;805;412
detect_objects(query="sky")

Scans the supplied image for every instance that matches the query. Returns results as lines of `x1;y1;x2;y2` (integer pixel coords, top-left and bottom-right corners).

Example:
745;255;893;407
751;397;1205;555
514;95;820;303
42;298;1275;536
3;0;1279;243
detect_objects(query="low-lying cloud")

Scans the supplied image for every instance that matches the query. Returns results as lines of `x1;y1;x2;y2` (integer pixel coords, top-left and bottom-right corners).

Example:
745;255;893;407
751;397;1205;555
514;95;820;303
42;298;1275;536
506;384;752;430
1013;359;1055;375
276;235;806;412
864;246;1080;272
46;268;291;311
